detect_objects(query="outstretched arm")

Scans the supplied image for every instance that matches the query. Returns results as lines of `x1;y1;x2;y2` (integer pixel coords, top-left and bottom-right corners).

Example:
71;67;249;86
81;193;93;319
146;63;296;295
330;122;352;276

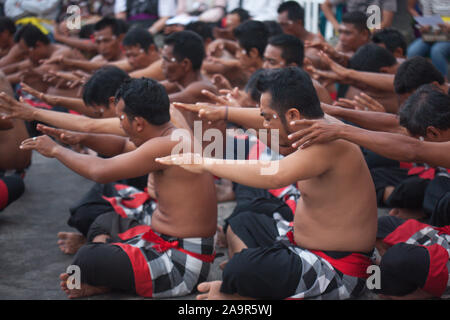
157;144;330;189
20;134;173;184
288;119;450;168
0;92;125;136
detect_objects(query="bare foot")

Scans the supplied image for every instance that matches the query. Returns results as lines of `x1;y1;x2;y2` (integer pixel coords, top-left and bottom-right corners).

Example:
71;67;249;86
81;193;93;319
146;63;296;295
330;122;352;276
389;208;426;221
196;281;253;300
57;232;86;255
215;225;228;248
60;273;110;299
215;181;235;203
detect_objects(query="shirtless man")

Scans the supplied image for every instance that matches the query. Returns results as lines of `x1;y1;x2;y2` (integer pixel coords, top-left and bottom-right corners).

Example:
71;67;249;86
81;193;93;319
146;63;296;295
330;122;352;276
19;78;218;299
160;67;378;300
277;1;325;69
0;72;30;212
4;24;83;93
203;20;268;89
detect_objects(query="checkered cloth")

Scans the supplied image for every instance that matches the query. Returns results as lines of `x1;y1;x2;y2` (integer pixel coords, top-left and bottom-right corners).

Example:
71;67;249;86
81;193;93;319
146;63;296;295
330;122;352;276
102;183;157;226
113;226;215;298
383;220;450;298
271;214;371;300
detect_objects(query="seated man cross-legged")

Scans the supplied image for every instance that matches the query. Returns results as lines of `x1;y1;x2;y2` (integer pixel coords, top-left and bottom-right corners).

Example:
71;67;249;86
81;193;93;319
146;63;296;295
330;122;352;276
158;67;378;300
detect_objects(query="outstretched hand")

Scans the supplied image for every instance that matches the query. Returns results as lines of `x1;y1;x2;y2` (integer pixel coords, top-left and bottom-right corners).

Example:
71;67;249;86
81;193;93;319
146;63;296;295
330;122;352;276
0;92;36;121
288;117;344;149
20;134;60;158
173;102;226;123
155;153;207;174
36;124;84;146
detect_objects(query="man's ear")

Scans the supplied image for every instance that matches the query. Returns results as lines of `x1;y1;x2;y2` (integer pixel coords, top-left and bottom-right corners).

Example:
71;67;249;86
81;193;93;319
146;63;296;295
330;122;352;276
393;47;404;58
181;57;192;72
108;96;115;109
425;126;441;141
134;116;146;132
249;47;259;59
285;108;301;127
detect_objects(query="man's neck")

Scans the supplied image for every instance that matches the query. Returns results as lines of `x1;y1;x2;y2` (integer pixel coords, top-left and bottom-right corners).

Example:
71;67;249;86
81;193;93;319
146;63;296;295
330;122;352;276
178;70;201;88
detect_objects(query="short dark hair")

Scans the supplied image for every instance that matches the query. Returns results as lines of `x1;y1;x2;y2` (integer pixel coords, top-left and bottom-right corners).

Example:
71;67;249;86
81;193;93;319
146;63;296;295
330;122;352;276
0;17;16;35
185;21;214;42
14;24;50;47
256;67;323;120
263;20;284;37
115;78;171;125
371;28;407;56
277;1;305;23
394;57;445;94
83;66;130;108
164;31;205;71
233;20;269;57
122;27;154;52
94;17;128;36
245;69;266;103
342;11;370;33
79;23;95;39
268;34;304;67
229;8;250;23
349;43;397;72
399;84;450;136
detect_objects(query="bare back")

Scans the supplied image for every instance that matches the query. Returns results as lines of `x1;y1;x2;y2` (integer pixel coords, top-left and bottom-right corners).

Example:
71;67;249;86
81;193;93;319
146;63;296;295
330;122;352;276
293;140;377;253
144;135;218;239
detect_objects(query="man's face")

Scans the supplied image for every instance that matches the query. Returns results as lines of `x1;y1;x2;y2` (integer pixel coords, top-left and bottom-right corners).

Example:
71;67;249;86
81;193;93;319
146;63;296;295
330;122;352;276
277;11;297;36
0;30;12;49
263;45;286;69
235;43;259;70
94;27;121;61
161;44;184;82
259;92;290;147
338;23;367;52
124;45;151;70
226;13;241;30
19;39;46;64
115;98;141;146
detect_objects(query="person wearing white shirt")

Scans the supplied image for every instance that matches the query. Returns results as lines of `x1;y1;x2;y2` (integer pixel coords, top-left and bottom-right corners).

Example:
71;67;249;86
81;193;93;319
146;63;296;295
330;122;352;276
226;0;282;21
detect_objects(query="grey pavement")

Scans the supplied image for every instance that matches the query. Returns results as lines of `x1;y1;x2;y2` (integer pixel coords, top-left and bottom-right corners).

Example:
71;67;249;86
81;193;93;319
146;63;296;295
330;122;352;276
0;152;385;300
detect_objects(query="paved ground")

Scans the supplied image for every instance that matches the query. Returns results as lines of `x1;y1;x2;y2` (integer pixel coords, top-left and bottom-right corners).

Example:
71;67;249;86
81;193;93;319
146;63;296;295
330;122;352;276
0;152;385;300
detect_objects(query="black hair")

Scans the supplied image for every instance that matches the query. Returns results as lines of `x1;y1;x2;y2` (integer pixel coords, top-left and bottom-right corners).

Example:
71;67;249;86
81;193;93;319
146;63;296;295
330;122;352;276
263;20;284;37
185;21;214;42
245;69;266;103
0;17;16;35
399;84;450;136
371;28;407;56
14;24;50;47
79;23;95;39
229;8;250;23
94;16;128;36
256;67;323;120
277;1;305;23
268;34;304;67
233;20;269;57
115;78;170;125
122;27;154;52
349;43;397;72
164;30;205;71
394;57;445;94
83;66;130;108
342;11;370;33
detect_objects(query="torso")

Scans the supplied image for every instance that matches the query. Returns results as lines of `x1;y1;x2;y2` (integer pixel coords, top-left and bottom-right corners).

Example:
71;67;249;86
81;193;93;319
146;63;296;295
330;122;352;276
293;140;377;253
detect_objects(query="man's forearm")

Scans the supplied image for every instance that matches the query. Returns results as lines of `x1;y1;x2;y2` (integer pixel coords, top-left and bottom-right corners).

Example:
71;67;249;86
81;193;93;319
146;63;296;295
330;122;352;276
64;58;105;72
346;69;395;92
45;95;98;117
325;105;403;133
227;107;265;130
79;133;129;157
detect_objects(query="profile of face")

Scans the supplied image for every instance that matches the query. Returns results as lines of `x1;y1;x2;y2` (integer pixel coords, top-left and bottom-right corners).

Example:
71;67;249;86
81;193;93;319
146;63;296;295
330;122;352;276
277;11;298;36
19;39;47;64
226;13;241;30
124;44;151;70
115;98;144;146
235;43;261;70
263;45;287;69
161;44;186;82
338;23;368;52
94;27;121;61
259;92;291;148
